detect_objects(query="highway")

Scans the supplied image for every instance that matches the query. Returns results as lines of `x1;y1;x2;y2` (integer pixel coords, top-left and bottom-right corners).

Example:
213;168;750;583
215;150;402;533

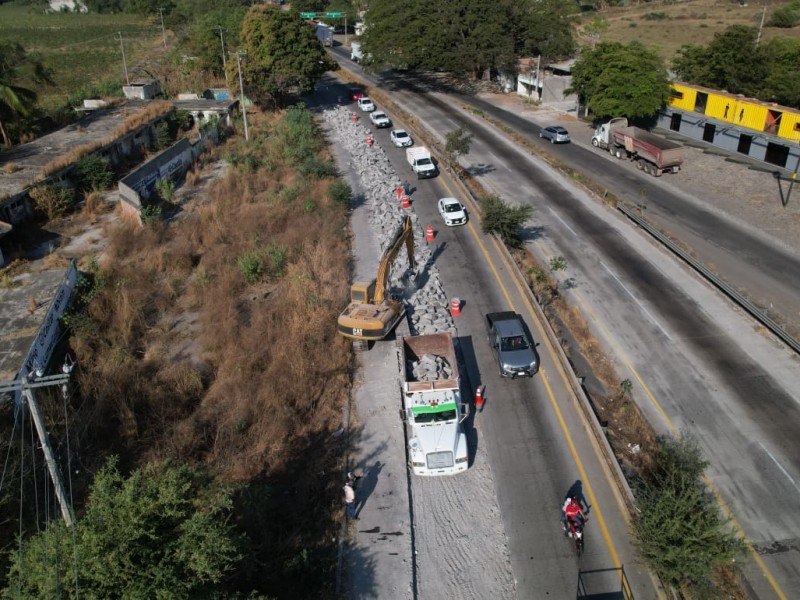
327;50;800;600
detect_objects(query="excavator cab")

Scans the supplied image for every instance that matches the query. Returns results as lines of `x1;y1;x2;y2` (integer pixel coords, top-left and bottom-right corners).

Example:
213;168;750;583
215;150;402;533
350;280;377;303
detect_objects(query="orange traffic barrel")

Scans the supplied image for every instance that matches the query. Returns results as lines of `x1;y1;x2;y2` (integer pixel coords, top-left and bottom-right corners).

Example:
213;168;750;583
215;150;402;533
402;195;411;208
450;298;461;316
425;225;434;242
475;385;484;409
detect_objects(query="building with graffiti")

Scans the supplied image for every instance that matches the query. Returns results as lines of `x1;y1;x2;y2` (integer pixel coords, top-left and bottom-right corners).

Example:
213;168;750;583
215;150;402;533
658;82;800;171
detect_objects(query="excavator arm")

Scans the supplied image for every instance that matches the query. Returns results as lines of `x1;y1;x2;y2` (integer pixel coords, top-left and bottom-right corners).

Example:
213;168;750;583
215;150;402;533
373;216;416;304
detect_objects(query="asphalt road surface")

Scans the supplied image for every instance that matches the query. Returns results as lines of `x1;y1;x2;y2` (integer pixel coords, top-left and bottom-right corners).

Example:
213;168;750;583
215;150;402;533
330;51;800;600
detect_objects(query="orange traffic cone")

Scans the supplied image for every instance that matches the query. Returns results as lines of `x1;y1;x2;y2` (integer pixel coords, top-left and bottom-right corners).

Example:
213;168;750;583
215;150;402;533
425;225;434;243
475;385;485;410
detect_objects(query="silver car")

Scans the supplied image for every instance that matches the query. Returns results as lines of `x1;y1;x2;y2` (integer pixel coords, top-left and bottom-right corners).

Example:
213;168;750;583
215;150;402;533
539;126;570;144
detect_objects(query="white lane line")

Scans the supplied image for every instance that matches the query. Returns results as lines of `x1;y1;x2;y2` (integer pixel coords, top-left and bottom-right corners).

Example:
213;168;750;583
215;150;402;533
759;442;800;494
600;261;673;341
549;207;577;237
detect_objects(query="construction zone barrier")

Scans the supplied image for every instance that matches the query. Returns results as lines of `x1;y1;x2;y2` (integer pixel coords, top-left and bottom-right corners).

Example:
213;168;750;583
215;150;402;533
401;195;411;209
425;225;434;243
475;385;485;410
450;297;461;316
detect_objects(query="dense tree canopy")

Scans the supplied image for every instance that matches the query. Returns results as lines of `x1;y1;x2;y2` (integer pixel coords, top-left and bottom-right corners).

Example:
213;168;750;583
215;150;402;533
237;5;337;107
361;0;574;76
673;25;800;109
3;459;242;599
567;41;671;120
178;6;248;78
0;42;48;147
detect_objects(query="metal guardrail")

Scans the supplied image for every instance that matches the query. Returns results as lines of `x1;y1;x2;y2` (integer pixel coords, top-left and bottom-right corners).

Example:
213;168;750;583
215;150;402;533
618;203;800;355
577;567;635;600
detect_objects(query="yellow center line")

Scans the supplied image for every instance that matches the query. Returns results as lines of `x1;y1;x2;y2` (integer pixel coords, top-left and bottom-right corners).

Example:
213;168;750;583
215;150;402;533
570;289;787;600
436;174;623;572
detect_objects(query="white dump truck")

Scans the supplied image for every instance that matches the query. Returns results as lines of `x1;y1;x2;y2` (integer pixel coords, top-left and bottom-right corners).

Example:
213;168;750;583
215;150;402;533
406;147;437;179
399;333;469;476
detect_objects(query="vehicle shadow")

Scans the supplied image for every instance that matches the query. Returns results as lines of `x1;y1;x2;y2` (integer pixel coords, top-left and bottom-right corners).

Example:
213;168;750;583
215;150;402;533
465;163;496;177
454;334;481;466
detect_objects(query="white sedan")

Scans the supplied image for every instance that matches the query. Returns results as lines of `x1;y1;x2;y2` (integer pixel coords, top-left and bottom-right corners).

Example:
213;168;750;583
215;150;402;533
437;197;468;226
390;129;413;147
370;111;391;128
357;97;376;112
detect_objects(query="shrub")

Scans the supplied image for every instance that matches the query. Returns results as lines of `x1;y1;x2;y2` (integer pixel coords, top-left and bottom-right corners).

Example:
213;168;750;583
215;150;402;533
632;436;746;591
141;204;162;226
153;121;173;150
328;180;352;208
238;249;263;284
299;157;338;179
74;154;114;192
767;5;800;27
237;242;289;284
642;12;669;20
156;177;176;203
29;184;76;220
479;194;533;248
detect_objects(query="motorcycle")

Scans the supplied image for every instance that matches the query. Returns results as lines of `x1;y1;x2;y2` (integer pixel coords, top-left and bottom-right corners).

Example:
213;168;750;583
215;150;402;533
563;517;585;557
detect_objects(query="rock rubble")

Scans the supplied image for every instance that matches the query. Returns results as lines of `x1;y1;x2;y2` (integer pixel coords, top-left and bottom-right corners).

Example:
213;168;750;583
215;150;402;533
320;105;455;337
409;353;454;382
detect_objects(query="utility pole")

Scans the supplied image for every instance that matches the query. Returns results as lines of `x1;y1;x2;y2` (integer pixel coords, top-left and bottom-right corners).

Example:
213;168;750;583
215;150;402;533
233;51;249;141
756;4;767;47
0;357;76;527
117;32;130;86
215;26;229;86
158;8;167;48
344;13;348;46
535;55;541;102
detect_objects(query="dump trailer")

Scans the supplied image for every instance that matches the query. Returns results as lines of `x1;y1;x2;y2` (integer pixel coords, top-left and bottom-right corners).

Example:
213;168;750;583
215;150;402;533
337;216;416;348
592;117;683;176
400;333;469;475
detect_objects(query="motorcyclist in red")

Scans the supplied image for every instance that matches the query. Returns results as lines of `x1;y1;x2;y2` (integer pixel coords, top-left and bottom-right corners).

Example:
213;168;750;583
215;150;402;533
563;497;586;536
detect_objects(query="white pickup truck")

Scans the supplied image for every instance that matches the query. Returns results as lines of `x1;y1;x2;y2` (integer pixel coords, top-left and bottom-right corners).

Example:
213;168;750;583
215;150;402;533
406;147;437;179
357;97;375;112
370;111;391;128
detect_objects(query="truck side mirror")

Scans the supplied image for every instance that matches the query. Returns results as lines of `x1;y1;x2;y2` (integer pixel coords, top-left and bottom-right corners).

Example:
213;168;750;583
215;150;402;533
459;403;470;422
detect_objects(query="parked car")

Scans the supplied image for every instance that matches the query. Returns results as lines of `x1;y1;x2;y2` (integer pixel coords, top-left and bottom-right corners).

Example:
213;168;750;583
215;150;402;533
370;111;391;128
390;129;413;147
539;126;570;144
437;197;468;226
358;97;376;112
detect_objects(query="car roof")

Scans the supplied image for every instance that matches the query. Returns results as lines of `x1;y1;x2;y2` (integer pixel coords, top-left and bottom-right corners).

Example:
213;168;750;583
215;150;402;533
547;126;567;132
439;197;460;204
393;129;408;134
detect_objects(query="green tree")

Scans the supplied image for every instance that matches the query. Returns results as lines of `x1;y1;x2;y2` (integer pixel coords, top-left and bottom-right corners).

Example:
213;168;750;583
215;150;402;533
479;194;533;248
672;25;766;98
3;458;242;599
178;7;248;78
74;154;114;192
444;125;473;173
0;42;43;148
237;5;337;107
362;0;516;77
511;0;576;59
767;2;800;28
759;37;800;108
566;41;671;120
632;436;745;593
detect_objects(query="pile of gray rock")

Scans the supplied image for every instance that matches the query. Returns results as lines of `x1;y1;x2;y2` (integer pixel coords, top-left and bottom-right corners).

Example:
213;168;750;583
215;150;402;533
321;105;455;337
409;353;454;381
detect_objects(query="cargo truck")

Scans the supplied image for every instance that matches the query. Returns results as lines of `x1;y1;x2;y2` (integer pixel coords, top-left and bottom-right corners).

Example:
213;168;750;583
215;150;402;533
399;333;469;476
406;147;438;179
350;41;362;62
591;117;683;177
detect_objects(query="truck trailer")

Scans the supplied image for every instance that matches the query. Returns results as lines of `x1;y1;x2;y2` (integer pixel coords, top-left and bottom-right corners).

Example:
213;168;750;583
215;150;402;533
399;333;469;476
592;118;683;177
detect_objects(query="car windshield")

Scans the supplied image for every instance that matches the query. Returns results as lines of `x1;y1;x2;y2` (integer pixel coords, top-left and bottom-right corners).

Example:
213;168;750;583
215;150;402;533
414;408;457;423
501;335;529;351
395;132;408;138
444;204;461;213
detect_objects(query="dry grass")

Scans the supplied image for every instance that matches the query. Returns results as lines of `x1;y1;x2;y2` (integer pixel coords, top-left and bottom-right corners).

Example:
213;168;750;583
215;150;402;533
54;106;352;595
579;0;800;63
2;162;21;174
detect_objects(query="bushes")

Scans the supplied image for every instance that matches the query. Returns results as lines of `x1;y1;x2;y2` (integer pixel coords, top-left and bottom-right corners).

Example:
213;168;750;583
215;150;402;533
237;242;289;284
328;180;352;208
767;4;800;28
632;436;745;593
28;184;76;220
479;194;533;247
75;154;114;192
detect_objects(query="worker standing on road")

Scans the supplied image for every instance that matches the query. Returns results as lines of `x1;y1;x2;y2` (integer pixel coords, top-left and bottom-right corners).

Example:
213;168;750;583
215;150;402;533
343;481;358;520
347;467;364;490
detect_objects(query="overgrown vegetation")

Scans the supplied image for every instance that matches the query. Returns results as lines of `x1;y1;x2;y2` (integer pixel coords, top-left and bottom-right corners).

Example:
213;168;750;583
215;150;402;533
28;184;76;220
74;154;114;192
0;105;352;598
632;436;746;594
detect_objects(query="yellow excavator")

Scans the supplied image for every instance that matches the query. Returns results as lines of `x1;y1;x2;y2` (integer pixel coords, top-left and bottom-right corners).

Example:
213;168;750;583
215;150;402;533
337;216;416;348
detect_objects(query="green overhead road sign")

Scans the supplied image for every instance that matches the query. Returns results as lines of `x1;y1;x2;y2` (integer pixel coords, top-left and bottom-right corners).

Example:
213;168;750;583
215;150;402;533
325;12;343;18
300;12;317;19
